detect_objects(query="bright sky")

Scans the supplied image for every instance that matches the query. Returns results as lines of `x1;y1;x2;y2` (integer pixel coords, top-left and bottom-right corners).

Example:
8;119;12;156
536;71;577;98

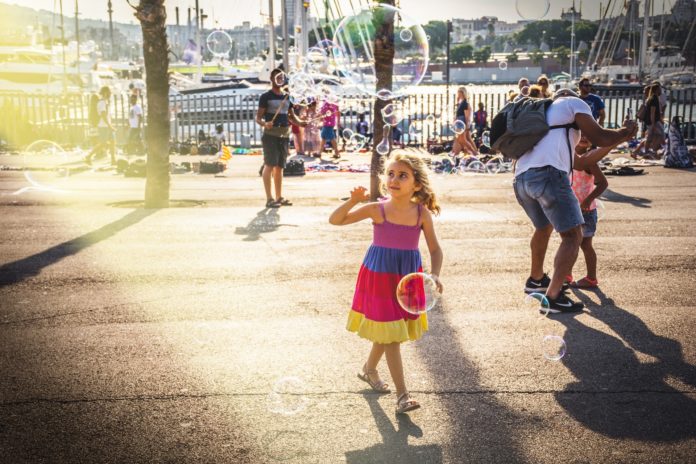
8;0;674;27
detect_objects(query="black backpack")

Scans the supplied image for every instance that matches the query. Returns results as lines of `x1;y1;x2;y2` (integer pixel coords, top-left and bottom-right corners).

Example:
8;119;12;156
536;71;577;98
490;97;577;166
283;159;305;177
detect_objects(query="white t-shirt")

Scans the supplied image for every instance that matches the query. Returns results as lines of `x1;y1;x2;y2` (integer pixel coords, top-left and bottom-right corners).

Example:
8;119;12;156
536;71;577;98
129;103;143;128
515;97;592;176
97;99;110;128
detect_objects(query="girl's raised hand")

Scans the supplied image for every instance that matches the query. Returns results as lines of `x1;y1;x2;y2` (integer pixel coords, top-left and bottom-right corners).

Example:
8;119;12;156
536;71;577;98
350;186;369;203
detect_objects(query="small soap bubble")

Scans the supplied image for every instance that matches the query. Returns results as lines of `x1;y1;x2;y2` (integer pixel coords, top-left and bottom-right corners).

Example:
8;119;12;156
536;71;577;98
542;335;567;361
266;377;309;416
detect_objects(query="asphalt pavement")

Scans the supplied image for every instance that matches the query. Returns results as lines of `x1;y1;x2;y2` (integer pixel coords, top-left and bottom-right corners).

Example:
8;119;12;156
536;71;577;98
1;152;695;463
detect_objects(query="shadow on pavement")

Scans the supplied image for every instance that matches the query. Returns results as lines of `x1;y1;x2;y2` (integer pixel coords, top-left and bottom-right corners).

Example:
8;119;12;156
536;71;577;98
234;208;281;241
345;393;442;463
600;188;652;208
555;288;696;441
0;208;156;288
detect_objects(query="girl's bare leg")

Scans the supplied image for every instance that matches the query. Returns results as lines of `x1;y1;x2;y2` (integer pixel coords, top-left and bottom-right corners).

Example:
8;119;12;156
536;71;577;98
580;236;597;280
384;342;407;395
365;342;386;384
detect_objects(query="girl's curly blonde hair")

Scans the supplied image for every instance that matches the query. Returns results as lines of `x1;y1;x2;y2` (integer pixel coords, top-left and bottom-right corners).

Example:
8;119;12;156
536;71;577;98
380;151;441;215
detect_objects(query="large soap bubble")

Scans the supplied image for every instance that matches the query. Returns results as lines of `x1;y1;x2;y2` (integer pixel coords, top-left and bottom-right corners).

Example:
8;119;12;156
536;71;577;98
516;0;551;20
332;4;429;97
206;30;232;57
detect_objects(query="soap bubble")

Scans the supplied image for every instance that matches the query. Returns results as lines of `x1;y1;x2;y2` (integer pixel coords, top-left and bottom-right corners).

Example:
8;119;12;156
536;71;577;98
499;61;508;71
452;119;467;135
516;0;551;20
21;140;74;192
266;377;309;415
399;28;413;42
273;70;286;87
342;128;355;141
542;335;567;361
206;30;233;57
376;126;391;155
525;292;551;317
381;103;404;127
396;273;440;315
333;4;429;97
425;114;436;125
376;88;395;101
306;46;329;73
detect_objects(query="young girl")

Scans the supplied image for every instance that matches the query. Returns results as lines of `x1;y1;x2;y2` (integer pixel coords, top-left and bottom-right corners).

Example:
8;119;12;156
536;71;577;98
329;152;444;414
570;136;610;289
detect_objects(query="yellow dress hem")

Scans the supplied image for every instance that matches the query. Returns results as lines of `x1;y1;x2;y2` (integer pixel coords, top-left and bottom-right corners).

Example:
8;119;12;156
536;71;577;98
346;309;428;344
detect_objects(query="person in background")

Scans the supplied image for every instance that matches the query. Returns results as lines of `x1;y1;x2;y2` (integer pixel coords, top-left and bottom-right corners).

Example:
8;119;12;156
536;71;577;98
320;100;341;159
304;100;322;158
514;77;531;102
85;86;116;165
633;83;664;159
126;94;144;155
536;74;552;98
473;102;488;139
356;113;372;147
452;86;478;156
290;105;306;156
210;124;226;151
578;78;606;127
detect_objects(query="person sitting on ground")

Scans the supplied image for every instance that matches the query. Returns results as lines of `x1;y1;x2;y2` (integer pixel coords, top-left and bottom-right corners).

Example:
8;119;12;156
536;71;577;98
356;113;372;147
210;124;226;151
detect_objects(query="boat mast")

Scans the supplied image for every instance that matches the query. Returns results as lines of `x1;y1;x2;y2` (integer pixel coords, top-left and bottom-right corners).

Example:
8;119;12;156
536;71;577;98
281;0;289;70
570;0;576;79
74;0;79;73
59;0;67;93
638;0;650;81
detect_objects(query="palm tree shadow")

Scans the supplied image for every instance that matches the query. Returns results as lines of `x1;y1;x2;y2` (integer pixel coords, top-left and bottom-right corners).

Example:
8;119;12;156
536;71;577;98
234;208;295;241
553;288;696;441
0;208;156;288
345;393;442;463
600;188;652;208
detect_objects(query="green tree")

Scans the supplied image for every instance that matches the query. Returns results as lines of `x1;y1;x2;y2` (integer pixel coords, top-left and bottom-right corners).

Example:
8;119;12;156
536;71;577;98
474;34;485;48
133;0;170;207
529;49;545;66
422;20;447;53
506;51;519;63
473;46;491;64
553;46;570;66
450;43;473;64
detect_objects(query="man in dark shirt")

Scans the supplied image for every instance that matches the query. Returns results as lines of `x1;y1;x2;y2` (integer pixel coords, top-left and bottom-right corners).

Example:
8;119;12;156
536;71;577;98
256;68;306;208
578;78;606;127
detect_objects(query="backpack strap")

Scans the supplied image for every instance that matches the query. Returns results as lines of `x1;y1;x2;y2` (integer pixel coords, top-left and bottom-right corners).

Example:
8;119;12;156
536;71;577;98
549;122;579;175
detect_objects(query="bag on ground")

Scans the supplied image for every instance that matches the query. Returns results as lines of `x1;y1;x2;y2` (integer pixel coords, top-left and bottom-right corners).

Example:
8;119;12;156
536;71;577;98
664;123;693;168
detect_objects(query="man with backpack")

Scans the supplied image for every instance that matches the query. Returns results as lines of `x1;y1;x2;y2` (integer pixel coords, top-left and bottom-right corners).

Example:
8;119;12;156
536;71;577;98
498;90;637;313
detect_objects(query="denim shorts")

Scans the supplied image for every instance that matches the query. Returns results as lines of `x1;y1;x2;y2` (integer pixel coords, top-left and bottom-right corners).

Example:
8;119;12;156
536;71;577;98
581;208;598;238
321;126;336;141
513;166;584;233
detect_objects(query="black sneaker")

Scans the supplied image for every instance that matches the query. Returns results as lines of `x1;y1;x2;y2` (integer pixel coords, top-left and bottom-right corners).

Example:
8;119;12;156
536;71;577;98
524;273;569;294
544;294;584;314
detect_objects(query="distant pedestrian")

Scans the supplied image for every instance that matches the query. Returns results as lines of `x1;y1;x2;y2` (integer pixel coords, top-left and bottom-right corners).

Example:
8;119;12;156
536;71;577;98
452;86;478;156
633;83;664;158
569;135;610;289
536;74;552;98
356;113;372;147
256;68;306;208
578;78;606;126
473;102;488;139
514;77;530;101
85;86;115;165
126;94;144;155
303;100;322;157
329;151;443;415
320;100;341;159
290;105;306;156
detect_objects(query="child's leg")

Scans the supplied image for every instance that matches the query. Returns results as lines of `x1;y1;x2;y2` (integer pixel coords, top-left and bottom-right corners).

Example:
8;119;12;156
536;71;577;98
580;236;597;280
331;139;339;158
365;342;385;371
384;342;407;395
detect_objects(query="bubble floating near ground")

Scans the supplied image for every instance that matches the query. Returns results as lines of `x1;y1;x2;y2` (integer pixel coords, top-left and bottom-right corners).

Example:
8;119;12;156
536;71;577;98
206;30;233;57
396;272;439;315
516;0;551;20
541;335;567;361
266;376;309;416
525;292;551;317
21;140;76;193
333;4;429;97
260;430;307;462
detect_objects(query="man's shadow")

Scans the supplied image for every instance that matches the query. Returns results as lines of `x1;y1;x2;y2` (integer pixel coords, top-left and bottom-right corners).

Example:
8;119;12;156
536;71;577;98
600;188;652;208
554;288;696;441
0;208;156;288
234;207;282;241
345;393;442;463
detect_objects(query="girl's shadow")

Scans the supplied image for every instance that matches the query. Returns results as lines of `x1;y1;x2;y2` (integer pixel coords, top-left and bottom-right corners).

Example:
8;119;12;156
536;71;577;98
345;393;442;463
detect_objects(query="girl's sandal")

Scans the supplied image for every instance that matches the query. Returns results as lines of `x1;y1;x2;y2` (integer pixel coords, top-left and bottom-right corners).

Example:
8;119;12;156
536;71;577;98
395;392;420;414
357;365;391;393
571;277;599;289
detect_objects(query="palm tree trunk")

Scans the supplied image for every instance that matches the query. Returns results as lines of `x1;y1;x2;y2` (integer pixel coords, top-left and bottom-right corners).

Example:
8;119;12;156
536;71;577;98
370;1;395;200
135;0;170;208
